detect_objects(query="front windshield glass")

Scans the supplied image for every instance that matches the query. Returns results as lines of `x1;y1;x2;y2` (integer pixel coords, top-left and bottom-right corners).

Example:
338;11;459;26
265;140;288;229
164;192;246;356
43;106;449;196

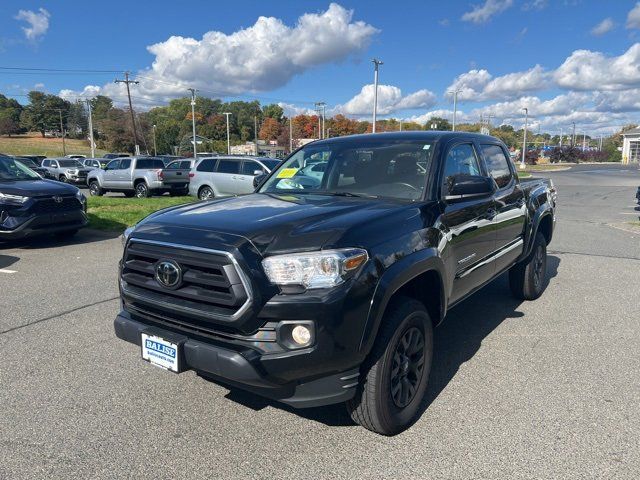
259;139;435;201
0;157;41;181
261;159;280;171
58;160;84;168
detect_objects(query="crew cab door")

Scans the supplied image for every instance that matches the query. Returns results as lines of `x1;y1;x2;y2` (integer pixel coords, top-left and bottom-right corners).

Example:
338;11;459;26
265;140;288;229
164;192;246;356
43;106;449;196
439;142;497;303
114;158;132;189
102;159;121;188
478;144;526;273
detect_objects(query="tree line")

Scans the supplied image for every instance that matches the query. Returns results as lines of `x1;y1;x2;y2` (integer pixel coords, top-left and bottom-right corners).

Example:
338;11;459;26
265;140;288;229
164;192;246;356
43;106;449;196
0;90;628;160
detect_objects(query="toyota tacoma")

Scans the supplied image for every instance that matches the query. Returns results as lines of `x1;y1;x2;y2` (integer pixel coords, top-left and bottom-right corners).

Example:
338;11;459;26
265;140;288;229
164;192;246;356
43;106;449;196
114;132;556;435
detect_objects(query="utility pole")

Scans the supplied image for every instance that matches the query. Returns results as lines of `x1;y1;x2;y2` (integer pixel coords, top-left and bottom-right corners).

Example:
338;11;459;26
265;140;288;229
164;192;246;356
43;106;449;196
152;125;157;156
582;133;586;151
448;89;461;131
187;88;198;158
521;107;528;170
57;109;66;156
289;116;293;153
315;102;326;139
85;100;95;158
254;114;258;152
115;72;140;154
559;128;563;147
571;122;576;147
371;58;383;133
321;103;326;139
399;119;403;131
222;112;232;155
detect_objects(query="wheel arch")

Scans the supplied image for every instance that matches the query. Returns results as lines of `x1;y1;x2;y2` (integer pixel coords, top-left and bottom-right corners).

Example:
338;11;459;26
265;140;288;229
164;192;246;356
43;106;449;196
359;249;447;354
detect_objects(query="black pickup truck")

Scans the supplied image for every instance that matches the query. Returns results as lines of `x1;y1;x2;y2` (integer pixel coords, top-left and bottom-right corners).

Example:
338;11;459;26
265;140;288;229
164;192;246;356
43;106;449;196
114;132;556;435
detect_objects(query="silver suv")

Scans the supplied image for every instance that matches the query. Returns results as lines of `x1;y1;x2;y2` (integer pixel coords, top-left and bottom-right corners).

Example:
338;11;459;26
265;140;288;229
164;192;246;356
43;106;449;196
188;156;281;200
41;158;93;184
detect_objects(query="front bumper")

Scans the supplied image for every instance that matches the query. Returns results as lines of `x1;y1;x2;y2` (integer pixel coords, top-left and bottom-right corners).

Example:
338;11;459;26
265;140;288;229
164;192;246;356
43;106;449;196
0;209;87;240
114;311;359;408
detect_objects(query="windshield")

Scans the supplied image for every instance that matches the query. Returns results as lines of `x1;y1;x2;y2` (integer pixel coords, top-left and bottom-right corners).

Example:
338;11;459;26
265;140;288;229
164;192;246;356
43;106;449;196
259;139;435;201
0;157;41;181
261;159;281;171
16;158;38;168
58;160;84;168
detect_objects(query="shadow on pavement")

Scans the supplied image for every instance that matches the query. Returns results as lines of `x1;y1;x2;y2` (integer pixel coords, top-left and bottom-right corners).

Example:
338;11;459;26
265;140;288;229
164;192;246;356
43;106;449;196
204;255;561;429
0;254;19;269
0;228;121;250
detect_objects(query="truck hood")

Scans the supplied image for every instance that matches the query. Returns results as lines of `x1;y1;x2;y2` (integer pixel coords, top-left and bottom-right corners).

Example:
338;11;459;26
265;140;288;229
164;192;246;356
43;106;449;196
134;193;415;255
0;179;79;197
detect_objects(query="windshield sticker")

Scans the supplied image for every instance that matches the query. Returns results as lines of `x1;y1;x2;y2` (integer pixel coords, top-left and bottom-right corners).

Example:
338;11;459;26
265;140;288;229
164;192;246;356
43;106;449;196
277;168;299;179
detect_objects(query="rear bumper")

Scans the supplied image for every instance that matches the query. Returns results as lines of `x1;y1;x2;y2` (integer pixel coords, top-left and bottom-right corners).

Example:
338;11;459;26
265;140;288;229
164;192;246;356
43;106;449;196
114;312;359;408
0;210;87;240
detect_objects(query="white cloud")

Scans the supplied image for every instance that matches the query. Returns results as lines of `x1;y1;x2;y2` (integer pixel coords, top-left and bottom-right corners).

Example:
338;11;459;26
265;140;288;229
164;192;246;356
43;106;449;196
554;43;640;90
14;8;50;42
446;65;549;102
338;84;436;115
62;3;378;103
627;3;640;29
407;109;470;125
522;0;547;11
591;18;615;36
461;0;513;24
277;102;317;117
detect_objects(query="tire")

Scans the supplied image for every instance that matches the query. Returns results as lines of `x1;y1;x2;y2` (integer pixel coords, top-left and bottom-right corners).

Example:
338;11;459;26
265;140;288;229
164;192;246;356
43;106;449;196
346;296;433;436
509;232;547;300
55;229;78;239
134;182;150;198
198;186;214;201
59;175;68;183
88;181;103;196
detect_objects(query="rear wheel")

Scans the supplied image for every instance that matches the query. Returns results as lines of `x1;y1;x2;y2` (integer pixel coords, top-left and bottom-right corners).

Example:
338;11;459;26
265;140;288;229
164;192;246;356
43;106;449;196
346;297;433;436
198;186;214;201
134;182;150;198
88;181;103;196
59;175;68;183
509;232;547;300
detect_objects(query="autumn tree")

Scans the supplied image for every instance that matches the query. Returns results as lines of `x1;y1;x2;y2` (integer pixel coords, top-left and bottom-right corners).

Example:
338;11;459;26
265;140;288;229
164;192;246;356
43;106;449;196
259;117;282;141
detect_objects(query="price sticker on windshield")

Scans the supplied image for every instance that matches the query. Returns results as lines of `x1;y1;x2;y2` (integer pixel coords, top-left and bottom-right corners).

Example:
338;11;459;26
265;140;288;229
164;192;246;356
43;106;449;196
277;168;299;179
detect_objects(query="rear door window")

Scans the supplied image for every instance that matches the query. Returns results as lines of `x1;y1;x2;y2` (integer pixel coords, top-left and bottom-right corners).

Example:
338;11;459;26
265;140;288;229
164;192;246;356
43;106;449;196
135;158;164;169
196;159;217;172
480;144;513;189
119;159;132;170
216;159;240;174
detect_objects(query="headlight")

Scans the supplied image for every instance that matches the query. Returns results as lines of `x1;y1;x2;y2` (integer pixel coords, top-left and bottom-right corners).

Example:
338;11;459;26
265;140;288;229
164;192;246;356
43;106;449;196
121;226;135;247
69;169;78;174
0;192;29;205
262;248;368;289
75;190;86;203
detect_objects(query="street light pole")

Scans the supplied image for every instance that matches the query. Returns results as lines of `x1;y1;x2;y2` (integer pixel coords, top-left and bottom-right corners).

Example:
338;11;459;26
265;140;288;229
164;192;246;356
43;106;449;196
399;119;403;131
372;58;383;133
447;89;461;131
188;88;197;158
521;107;528;170
57;109;66;156
289;116;293;153
222;112;232;155
152;125;157;156
571;122;576;147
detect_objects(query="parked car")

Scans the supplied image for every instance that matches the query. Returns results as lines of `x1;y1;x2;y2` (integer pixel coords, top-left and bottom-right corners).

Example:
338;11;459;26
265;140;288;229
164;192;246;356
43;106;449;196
15;154;46;166
114;132;556;435
0;156;87;240
13;157;52;179
41;158;93;185
103;153;130;160
82;158;109;170
65;154;86;159
86;156;190;198
188;156;281;200
156;155;183;165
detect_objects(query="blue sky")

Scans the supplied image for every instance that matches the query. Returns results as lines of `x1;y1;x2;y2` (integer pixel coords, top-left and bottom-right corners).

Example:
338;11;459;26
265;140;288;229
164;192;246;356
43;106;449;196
2;0;640;134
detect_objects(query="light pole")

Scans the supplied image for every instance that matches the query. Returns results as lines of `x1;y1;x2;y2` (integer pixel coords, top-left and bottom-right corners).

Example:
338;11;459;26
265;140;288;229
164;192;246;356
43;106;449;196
571;122;576;147
372;58;383;133
85;100;95;158
223;112;232;155
188;88;197;158
399;119;403;131
152;124;157;156
559;128;563;147
447;89;462;131
521;107;528;170
289;116;293;153
314;102;326;139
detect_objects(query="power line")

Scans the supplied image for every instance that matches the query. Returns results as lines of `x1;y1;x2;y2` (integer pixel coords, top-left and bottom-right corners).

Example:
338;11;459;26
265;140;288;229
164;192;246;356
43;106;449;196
0;66;123;73
115;72;140;151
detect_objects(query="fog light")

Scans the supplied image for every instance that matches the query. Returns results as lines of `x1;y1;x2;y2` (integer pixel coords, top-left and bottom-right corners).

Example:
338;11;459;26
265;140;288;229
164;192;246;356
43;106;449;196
292;325;311;345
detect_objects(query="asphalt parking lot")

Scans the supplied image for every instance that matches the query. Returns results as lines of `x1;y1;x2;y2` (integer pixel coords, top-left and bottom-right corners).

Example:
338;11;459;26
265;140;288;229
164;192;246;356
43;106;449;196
1;164;639;479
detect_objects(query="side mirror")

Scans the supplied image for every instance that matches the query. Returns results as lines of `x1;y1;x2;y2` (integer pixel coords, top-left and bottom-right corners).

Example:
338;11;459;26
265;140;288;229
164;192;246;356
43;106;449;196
445;174;494;201
253;174;267;189
253;169;264;176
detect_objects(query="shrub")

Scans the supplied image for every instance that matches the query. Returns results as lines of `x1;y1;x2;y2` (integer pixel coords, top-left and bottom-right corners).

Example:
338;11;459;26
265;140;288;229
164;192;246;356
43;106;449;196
518;149;539;165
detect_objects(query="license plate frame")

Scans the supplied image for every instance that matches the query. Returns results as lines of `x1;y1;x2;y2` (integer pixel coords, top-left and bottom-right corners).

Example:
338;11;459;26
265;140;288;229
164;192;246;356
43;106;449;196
141;333;181;373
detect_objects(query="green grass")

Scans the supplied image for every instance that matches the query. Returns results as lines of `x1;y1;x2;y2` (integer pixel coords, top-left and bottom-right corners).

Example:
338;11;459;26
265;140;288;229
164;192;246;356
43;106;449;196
517;172;532;178
0;133;107;157
87;196;197;231
524;164;570;172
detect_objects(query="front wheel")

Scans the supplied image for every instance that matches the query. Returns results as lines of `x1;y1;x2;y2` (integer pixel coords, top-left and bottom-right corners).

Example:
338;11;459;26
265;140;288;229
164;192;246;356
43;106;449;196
509;232;547;300
346;297;433;436
134;182;150;198
88;181;103;196
59;175;68;183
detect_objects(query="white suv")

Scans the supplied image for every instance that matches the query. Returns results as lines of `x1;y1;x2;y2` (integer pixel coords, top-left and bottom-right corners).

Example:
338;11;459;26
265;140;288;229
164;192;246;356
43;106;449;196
188;156;281;200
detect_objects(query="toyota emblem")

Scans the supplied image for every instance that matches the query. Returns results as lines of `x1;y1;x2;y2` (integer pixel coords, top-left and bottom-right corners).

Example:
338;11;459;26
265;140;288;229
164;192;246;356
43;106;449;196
52;195;63;203
155;260;182;288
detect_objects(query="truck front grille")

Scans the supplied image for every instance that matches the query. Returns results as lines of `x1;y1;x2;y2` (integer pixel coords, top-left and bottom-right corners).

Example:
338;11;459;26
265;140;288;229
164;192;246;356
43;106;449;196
120;240;251;325
33;196;81;213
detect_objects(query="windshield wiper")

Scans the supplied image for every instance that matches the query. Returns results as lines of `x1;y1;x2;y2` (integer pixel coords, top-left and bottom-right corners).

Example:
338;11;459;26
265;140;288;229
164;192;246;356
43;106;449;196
324;191;378;198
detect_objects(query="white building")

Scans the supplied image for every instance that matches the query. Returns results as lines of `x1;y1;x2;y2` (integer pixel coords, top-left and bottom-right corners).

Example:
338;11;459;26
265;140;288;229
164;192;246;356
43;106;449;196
622;127;640;164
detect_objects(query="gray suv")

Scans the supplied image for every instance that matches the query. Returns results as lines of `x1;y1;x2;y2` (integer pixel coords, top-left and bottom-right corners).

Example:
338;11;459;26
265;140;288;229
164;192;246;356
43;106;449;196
41;158;93;184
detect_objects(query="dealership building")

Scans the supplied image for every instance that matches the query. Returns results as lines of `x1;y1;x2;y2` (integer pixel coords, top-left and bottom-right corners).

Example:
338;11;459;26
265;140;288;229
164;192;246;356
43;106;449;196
622;127;640;163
